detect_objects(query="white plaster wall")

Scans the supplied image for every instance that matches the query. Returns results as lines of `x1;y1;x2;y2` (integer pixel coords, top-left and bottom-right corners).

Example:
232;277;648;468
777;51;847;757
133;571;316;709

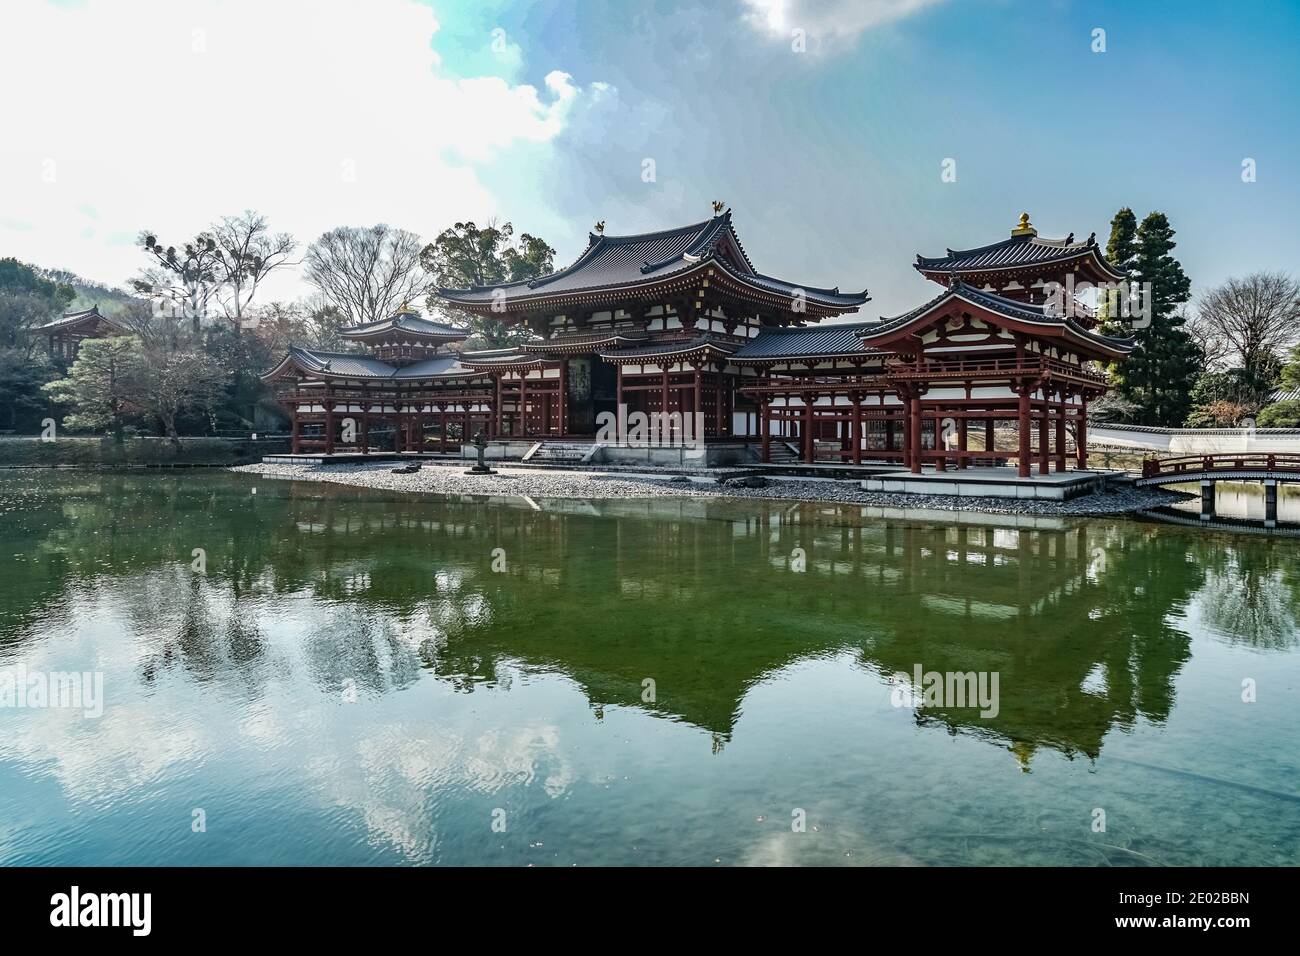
1090;425;1300;454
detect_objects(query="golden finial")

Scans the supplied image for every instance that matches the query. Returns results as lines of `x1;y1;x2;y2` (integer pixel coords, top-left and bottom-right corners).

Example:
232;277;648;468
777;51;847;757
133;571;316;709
1011;212;1037;237
711;200;727;215
594;220;605;235
395;299;415;314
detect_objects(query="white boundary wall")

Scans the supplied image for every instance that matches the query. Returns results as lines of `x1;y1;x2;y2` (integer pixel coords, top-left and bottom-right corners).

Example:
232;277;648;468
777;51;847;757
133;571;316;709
1090;425;1300;454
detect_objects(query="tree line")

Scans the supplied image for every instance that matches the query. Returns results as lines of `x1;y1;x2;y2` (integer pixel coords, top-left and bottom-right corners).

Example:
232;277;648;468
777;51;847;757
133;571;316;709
0;214;556;442
1094;207;1299;428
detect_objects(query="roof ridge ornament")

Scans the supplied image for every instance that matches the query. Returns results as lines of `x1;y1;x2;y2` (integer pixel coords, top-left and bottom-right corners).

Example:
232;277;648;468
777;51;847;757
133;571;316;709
1011;212;1037;238
711;200;727;216
594;220;605;235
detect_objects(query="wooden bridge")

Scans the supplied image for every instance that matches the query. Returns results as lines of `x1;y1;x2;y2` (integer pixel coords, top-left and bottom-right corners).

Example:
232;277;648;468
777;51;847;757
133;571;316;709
1137;453;1300;527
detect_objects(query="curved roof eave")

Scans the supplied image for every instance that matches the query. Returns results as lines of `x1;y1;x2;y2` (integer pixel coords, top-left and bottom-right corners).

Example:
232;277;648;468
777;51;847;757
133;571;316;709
862;284;1134;358
914;244;1128;284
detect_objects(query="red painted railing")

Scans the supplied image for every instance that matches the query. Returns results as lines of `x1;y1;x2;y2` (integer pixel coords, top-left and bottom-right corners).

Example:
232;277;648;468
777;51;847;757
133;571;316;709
1141;453;1300;478
886;356;1107;384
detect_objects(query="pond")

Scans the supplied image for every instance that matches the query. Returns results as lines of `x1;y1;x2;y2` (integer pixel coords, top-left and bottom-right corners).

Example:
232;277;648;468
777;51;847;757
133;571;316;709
1;471;1297;866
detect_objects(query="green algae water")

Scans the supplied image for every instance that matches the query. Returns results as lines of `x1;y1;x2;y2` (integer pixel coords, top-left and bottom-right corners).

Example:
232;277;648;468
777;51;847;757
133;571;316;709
1;471;1297;866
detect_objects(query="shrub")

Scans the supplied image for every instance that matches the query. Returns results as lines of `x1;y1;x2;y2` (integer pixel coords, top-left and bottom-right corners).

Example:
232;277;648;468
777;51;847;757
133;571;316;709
1184;400;1253;428
1255;400;1300;428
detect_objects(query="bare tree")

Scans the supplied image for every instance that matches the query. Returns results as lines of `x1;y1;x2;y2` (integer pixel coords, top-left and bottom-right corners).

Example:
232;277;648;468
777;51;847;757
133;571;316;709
303;224;425;326
132;232;224;330
211;211;297;323
247;301;309;354
132;340;226;447
1191;271;1300;375
132;211;295;332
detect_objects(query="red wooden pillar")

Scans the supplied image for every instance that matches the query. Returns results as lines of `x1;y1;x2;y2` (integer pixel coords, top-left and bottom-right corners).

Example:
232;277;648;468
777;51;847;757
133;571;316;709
558;359;568;437
360;405;370;454
693;366;702;440
851;394;862;465
760;399;771;462
897;391;909;468
802;393;814;464
985;418;995;459
909;394;923;474
957;415;968;470
1016;386;1031;478
1077;396;1089;470
724;374;734;437
493;374;503;438
291;406;301;454
519;374;529;437
324;385;336;455
934;414;946;473
1055;392;1068;472
439;407;448;453
717;371;728;439
1038;391;1051;476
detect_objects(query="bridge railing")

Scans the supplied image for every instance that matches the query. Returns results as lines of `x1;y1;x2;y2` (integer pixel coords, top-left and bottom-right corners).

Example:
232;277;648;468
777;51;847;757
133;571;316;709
1141;453;1300;478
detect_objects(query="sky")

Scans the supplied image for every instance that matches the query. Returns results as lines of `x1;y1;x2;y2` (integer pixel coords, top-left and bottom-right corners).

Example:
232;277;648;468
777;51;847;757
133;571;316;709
1;0;1298;319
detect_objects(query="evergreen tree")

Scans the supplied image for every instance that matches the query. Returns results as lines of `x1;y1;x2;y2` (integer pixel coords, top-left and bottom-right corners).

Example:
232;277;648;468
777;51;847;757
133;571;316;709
1097;208;1137;337
42;336;145;443
1106;211;1201;425
1279;343;1300;390
420;220;556;347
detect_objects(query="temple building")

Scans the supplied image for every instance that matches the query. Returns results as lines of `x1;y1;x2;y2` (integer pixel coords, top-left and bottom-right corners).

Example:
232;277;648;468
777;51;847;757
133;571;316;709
31;306;128;363
437;209;868;443
264;209;1134;475
262;305;495;455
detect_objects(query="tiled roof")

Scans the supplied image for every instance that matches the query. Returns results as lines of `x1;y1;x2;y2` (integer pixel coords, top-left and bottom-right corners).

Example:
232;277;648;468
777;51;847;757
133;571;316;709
877;283;1042;329
731;322;880;361
339;310;466;340
598;334;739;361
519;330;649;352
394;355;477;379
266;346;481;381
30;306;124;332
438;211;868;310
1271;387;1300;403
861;282;1134;354
708;255;868;307
440;216;728;305
915;233;1126;280
456;351;557;369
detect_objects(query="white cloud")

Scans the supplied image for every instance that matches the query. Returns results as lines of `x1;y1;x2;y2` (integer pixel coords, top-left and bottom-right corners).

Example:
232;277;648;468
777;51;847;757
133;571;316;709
741;0;944;47
0;0;609;299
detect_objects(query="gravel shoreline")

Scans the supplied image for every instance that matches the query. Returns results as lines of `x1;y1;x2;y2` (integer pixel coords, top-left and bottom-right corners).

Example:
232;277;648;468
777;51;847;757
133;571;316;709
232;460;1188;516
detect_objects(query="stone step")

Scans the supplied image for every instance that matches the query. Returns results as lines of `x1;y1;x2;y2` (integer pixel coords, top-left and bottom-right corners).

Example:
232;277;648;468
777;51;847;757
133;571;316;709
525;441;595;463
766;441;801;462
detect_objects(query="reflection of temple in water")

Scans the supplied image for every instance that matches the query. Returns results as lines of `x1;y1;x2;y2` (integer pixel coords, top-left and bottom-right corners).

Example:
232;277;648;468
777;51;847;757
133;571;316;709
6;474;1219;766
428;498;1204;767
